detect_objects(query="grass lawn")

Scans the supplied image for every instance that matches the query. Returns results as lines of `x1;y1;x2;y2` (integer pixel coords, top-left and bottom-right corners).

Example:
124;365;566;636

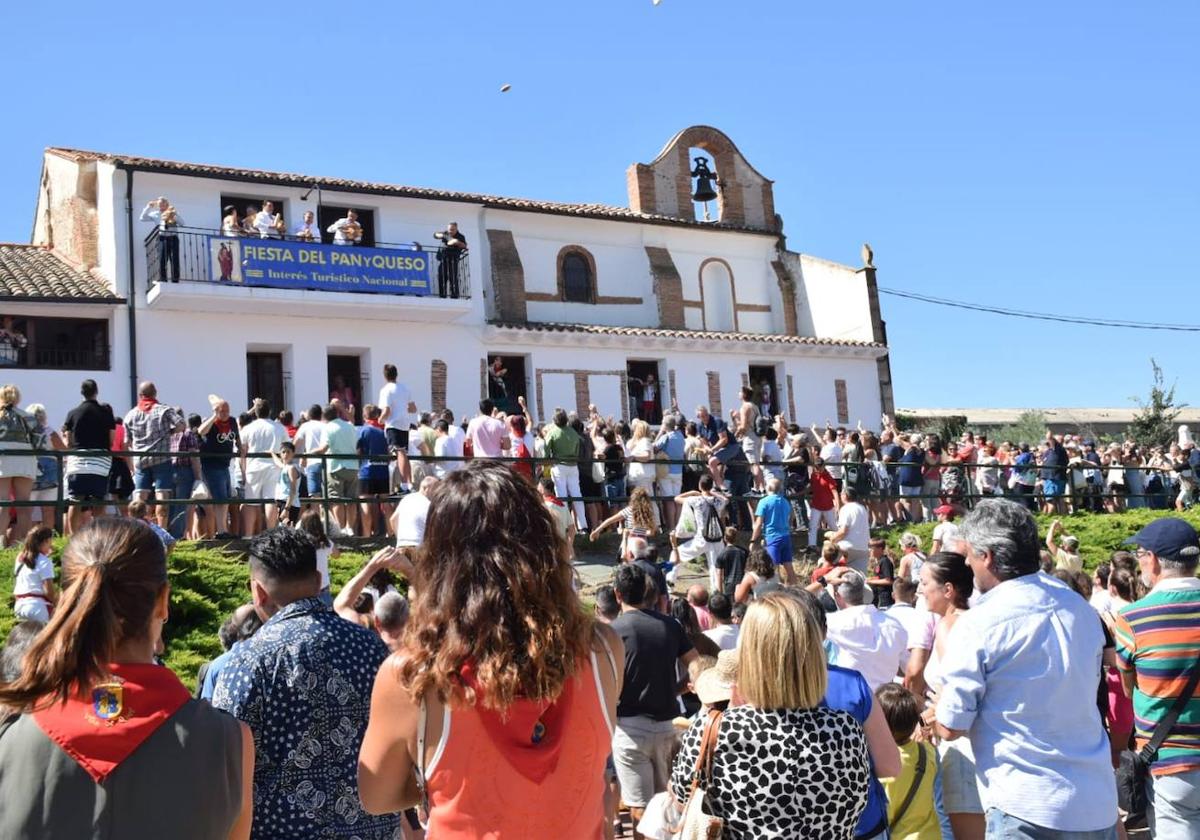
3;506;1198;686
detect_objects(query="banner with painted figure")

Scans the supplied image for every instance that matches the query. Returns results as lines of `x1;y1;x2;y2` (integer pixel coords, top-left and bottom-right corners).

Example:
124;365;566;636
207;237;432;296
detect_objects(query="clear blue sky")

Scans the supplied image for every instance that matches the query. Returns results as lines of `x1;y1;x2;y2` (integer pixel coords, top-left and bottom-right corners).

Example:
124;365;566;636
1;2;1196;410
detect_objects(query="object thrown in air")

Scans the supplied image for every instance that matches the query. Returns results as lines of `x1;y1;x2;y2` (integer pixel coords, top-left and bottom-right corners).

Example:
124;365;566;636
500;84;512;93
861;243;875;269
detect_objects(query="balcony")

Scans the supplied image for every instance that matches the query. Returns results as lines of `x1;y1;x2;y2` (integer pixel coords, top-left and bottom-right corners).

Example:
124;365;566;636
144;228;472;322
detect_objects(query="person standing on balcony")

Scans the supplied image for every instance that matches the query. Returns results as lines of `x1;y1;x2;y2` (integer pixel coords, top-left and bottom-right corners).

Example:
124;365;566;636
434;221;467;297
253;200;282;239
328;209;363;245
221;205;241;238
294;210;320;242
240;203;260;237
139;196;183;282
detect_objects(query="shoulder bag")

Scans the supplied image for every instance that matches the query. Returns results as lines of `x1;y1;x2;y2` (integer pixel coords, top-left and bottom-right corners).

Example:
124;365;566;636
888;741;928;831
674;709;725;840
1117;655;1200;826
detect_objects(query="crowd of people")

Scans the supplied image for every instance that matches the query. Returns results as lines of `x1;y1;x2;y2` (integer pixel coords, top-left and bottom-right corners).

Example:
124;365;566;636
1;441;1198;839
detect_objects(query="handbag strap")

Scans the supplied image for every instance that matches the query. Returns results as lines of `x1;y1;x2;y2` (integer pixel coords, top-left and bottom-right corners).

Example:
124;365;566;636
689;709;724;796
889;741;928;831
1140;655;1200;763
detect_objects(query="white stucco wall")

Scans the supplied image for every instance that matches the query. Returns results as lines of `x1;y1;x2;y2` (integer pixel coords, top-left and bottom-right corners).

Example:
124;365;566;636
788;252;875;343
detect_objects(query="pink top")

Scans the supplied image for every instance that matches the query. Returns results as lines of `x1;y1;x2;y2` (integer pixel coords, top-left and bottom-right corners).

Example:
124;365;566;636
467;415;507;458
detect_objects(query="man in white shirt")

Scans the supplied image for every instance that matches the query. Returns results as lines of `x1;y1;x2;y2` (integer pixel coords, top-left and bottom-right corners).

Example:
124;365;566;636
326;209;363;245
827;486;871;574
813;425;844;484
393;476;438;549
887;577;938;698
931;504;959;554
701;592;740;651
933;499;1117;837
824;569;907;691
378;363;417;490
440;408;466;453
432;419;463;479
239;399;282;537
293;403;327;503
294;210;320;242
253;200;280;238
139;196;184;281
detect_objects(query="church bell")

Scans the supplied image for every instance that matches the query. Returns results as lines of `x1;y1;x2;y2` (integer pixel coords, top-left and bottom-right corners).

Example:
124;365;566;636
690;156;719;203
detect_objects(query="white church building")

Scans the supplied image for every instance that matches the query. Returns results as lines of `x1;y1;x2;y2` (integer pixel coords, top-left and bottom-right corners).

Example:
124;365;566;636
1;125;893;429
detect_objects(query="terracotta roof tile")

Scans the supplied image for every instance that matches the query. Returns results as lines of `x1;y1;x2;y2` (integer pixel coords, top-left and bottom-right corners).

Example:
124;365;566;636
489;320;884;349
0;245;121;301
46;147;776;235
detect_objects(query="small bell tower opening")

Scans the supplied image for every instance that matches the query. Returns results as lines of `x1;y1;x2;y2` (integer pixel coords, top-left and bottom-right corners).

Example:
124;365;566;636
688;148;719;222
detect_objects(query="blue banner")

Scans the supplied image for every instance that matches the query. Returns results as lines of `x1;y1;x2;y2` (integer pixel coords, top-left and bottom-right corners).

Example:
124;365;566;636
206;236;432;296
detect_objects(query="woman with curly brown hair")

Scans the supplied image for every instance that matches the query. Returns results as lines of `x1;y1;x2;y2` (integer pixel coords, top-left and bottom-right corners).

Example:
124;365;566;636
589;485;658;559
358;461;624;838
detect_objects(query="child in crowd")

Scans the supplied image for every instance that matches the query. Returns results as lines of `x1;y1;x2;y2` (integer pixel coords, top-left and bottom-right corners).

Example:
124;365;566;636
298;508;339;607
11;526;56;623
875;683;944;839
127;500;177;554
271;441;301;526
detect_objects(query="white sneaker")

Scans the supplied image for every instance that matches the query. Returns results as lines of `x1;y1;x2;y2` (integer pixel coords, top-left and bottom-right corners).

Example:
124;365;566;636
339;526;356;537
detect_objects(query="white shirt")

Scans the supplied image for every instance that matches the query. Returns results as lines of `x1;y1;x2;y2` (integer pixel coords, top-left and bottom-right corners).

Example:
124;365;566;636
836;502;870;550
760;440;784;480
936;573;1116;831
294;420;325;461
433;434;463;478
446;423;466;452
932;521;959;549
240;418;281;474
315;545;332;589
327;217;361;244
13;553;54;597
1089;589;1114;615
294;220;320;241
887;602;938;652
393;492;431;547
825;604;908;691
703;623;740;652
821;442;844;478
253;210;278;238
378;381;413;431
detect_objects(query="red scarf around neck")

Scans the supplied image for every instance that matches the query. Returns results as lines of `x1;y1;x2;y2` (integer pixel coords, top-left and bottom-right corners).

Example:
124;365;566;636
136;397;159;413
213;417;233;434
366;419;385;429
32;662;191;783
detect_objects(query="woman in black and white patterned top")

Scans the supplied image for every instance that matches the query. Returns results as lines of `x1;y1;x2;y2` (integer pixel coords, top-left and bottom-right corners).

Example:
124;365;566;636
670;591;870;839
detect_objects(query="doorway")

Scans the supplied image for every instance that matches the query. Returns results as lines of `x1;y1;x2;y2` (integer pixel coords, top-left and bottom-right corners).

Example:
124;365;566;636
626;360;663;424
247;352;285;416
317;205;376;247
748;364;779;419
486;353;527;416
327;354;362;424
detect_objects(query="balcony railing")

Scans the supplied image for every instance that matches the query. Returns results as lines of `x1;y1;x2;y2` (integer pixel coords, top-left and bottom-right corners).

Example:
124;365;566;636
145;227;470;300
0;343;110;371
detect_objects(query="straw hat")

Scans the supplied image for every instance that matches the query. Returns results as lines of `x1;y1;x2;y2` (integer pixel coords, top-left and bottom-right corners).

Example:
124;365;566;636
694;648;739;706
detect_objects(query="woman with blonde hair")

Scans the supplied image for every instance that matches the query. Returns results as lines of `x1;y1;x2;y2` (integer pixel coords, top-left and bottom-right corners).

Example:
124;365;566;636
0;384;38;542
669;591;870;838
358;461;623;838
25;402;66;530
0;517;253;838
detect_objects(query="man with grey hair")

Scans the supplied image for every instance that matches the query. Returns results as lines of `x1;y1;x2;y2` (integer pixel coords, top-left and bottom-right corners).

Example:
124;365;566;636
825;568;906;691
653;415;685;532
750;476;797;585
1114;518;1200;836
933;498;1117;838
373;592;410;652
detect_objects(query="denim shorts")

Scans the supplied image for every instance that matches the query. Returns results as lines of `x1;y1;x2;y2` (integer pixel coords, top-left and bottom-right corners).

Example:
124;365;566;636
984;809;1116;839
1042;478;1064;497
202;465;233;501
604;477;626;501
133;461;174;492
304;463;323;498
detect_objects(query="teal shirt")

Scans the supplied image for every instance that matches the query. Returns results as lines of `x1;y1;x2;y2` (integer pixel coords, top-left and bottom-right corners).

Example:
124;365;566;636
322;419;359;472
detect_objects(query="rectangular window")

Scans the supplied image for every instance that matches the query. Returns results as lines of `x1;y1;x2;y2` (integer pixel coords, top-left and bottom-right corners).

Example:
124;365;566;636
317;205;376;247
0;316;109;370
220;194;289;236
247;353;286;417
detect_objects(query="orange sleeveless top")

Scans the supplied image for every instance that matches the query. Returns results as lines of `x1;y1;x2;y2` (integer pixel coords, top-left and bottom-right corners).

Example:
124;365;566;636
425;650;614;838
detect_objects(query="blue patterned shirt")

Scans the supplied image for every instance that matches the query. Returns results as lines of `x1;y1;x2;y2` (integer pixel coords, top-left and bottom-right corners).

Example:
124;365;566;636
212;597;399;839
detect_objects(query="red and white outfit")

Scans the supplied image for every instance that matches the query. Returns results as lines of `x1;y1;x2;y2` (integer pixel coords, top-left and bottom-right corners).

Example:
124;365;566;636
13;552;54;622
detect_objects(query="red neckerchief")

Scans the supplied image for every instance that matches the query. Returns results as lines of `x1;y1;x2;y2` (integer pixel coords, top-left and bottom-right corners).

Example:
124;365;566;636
32;663;191;783
366;419;384;429
459;662;575;783
543;494;565;507
136;397;159;413
213;417;233;434
285;424;298;438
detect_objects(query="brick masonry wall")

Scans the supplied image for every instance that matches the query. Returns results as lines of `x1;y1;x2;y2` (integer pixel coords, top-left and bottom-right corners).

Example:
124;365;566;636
644;246;685;329
835;379;849;424
706;371;722;418
430;359;447;412
787;374;797;421
485;229;527;322
771;260;799;336
573;371;591;418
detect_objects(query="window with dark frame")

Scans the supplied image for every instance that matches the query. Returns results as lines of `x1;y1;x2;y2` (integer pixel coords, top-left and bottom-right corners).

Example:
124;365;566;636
561;251;592;303
0;315;110;370
219;195;288;233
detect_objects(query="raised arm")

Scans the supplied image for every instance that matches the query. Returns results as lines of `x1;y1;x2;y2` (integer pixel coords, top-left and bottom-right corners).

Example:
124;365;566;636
334;548;397;623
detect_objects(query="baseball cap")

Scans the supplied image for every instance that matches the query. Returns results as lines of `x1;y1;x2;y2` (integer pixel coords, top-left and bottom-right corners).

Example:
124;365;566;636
1124;518;1200;560
934;504;955;517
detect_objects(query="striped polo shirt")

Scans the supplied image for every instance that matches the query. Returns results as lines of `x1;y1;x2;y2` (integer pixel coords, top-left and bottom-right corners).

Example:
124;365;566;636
1113;576;1200;776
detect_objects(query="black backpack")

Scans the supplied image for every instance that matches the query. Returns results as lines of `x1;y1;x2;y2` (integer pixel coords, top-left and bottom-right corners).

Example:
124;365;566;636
701;500;724;542
754;410;770;437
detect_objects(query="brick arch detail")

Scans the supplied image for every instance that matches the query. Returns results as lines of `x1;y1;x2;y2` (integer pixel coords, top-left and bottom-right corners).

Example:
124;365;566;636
697;257;739;332
555;244;598;303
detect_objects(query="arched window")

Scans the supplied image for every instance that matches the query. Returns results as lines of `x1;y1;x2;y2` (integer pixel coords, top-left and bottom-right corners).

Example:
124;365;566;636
700;259;736;332
559;248;594;303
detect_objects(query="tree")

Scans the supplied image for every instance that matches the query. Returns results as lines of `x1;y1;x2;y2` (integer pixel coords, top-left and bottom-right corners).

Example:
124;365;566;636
991;411;1049;446
1127;359;1184;450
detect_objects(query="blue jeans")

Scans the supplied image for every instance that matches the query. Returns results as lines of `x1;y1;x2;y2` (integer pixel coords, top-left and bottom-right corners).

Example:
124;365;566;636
132;461;174;494
604;477;626;502
304;463;323;499
1147;767;1200;839
201;464;232;502
984;809;1116;839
